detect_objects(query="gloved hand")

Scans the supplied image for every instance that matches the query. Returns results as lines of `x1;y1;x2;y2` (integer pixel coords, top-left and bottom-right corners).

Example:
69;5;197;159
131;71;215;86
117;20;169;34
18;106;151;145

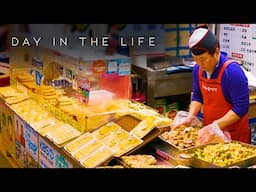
171;111;201;130
196;121;231;145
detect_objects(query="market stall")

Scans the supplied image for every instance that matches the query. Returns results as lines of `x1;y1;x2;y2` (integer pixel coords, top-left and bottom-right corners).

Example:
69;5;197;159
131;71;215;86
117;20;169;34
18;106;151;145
1;24;256;169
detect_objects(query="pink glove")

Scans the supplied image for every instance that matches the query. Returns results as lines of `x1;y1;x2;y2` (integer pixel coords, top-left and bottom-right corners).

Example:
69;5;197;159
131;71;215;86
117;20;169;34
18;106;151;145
171;111;201;130
196;121;231;145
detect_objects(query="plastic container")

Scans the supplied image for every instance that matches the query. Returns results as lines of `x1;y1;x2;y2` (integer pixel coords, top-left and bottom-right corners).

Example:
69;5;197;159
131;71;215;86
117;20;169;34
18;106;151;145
88;90;114;106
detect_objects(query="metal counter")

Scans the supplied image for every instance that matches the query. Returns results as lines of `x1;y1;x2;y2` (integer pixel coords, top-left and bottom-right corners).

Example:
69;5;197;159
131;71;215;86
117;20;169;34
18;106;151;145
132;64;193;107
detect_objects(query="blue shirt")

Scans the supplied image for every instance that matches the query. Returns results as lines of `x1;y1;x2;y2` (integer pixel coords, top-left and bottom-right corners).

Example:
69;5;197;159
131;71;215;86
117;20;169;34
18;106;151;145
192;53;249;117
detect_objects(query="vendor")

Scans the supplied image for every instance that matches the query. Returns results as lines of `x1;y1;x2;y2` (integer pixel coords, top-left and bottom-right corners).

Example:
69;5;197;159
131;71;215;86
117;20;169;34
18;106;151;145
175;25;250;144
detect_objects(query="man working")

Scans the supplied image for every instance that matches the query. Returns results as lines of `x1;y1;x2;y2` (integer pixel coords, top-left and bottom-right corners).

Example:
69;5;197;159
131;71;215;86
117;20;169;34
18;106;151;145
175;25;250;144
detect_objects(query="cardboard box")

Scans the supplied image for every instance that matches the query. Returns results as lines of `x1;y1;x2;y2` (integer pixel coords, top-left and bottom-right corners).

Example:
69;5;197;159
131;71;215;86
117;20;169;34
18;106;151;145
165;102;179;119
153;98;166;114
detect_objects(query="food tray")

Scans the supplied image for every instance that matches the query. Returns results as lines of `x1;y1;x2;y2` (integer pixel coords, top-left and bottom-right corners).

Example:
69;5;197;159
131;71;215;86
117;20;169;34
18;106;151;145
112;114;170;157
157;135;199;157
181;141;256;168
116;154;176;168
62;114;170;167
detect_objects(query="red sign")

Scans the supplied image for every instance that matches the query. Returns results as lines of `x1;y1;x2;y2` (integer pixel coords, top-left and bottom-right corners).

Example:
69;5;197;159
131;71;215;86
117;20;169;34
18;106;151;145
231;52;243;59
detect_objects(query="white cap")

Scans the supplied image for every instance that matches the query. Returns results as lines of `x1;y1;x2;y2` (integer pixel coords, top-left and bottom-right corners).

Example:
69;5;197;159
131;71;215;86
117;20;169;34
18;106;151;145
189;28;208;48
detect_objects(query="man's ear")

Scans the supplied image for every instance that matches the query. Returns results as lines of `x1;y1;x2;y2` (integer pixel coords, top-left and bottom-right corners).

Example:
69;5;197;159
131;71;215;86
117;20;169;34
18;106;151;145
215;47;220;56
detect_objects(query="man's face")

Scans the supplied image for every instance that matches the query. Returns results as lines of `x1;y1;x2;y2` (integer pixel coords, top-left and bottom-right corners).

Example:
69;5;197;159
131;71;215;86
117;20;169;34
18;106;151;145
192;49;220;73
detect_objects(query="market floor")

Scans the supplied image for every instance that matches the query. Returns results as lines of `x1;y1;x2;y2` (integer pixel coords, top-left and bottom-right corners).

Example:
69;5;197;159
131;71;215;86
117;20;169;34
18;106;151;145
0;150;12;168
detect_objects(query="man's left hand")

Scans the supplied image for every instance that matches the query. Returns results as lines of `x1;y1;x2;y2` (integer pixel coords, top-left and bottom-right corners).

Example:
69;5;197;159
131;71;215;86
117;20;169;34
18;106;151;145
196;121;231;145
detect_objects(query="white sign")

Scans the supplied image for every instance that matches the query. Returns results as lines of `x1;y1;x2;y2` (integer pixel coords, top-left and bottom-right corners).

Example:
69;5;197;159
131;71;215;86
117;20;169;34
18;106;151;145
219;24;256;79
118;58;131;75
24;123;39;162
39;136;73;168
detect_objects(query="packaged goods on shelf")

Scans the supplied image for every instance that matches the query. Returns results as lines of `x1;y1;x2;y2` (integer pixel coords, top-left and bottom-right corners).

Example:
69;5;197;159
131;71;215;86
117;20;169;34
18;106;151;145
0;86;30;105
9;44;133;133
9;99;55;126
92;122;122;140
81;146;114;168
46;123;82;147
72;139;103;161
64;133;94;153
119;154;173;168
121;154;157;167
130;116;159;139
63;112;170;167
7;41;178;168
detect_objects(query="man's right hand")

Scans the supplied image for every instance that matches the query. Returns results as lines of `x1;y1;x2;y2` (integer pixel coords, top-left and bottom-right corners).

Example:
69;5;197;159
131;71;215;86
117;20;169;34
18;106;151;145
170;111;201;130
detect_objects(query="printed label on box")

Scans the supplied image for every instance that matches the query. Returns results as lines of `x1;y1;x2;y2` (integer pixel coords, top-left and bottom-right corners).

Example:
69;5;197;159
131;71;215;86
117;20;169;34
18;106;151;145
24;122;39;162
118;59;130;76
77;75;90;104
39;136;73;168
107;60;118;74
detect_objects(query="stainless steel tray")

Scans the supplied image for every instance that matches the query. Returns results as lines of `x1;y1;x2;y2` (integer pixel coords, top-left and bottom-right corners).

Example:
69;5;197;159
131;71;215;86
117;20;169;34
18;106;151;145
157;135;199;157
181;141;256;168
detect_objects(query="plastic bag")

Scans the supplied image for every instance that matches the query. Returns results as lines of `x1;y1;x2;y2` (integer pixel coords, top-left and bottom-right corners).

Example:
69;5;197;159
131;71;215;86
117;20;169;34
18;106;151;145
196;121;231;145
171;111;202;129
